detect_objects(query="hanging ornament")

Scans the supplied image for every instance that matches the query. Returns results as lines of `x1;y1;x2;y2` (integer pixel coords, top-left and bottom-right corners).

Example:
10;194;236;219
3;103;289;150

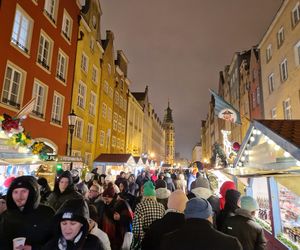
232;142;240;152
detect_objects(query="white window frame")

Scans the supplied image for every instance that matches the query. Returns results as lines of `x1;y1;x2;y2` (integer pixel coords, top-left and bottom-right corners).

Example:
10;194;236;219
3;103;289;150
292;2;300;27
271;107;277;119
120;96;123;108
107;107;112;121
118;115;122;132
72;150;81;157
77;81;86;109
1;62;25;109
283;98;292;119
122;118;126;133
115;92;119;105
124;99;127;110
44;0;58;24
87;123;94;143
113;112;118;130
61;9;73;42
75;117;84;139
112;136;116;147
277;27;285;48
280;59;288;82
32;79;48;119
56;49;68;84
51;91;64;126
109;86;113;99
92;65;98;84
268;73;275;94
90;36;95;53
100;130;105;146
11;5;33;54
294;40;300;66
37;30;53;71
102;102;107;118
89;91;96;116
104;81;109;94
81;52;89;73
266;44;272;62
107;64;112;75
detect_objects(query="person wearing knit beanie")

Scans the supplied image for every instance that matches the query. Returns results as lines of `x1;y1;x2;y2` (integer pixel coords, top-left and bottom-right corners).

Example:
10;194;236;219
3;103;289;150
155;179;170;209
167;190;188;213
102;182;116;205
143;181;156;197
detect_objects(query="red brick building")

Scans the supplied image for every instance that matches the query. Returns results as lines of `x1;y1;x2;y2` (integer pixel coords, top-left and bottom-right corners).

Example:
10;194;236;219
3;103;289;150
0;0;80;154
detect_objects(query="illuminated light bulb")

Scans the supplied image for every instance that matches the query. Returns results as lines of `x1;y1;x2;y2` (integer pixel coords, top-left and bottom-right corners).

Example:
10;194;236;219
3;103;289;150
250;136;255;142
244;150;249;155
264;136;270;141
238;162;243;167
274;145;280;151
284;152;291;158
296;161;300;166
267;139;274;145
252;129;257;135
240;156;245;162
256;130;262;135
33;155;39;160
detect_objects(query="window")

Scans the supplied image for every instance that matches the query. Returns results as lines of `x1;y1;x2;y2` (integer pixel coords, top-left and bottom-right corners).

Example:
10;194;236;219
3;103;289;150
277;27;284;48
81;52;89;73
56;50;68;83
123;99;127;110
37;31;53;70
280;59;288;82
87;124;94;143
120;96;123;108
90;37;95;53
102;103;107;118
104;81;109;94
100;130;105;146
11;6;33;53
77;81;86;109
1;63;24;109
256;87;260;105
51;92;64;125
292;2;300;27
75;118;83;139
271;107;277;119
89;91;96;115
84;152;92;165
294;40;300;66
92;65;98;84
107;64;112;75
266;44;272;62
115;92;119;105
109;86;113;98
107;107;112;121
113;112;118;130
268;73;275;94
32;80;47;118
283;98;292;119
44;0;58;24
118;115;122;132
72;150;81;157
112;136;116;147
122;118;126;133
62;9;72;41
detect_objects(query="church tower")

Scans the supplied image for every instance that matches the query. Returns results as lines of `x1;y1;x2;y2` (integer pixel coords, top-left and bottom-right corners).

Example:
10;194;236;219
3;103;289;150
163;101;175;165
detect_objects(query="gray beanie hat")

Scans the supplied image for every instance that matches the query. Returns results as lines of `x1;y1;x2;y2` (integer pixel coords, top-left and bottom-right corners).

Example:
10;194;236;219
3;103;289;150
184;197;213;219
191;176;210;190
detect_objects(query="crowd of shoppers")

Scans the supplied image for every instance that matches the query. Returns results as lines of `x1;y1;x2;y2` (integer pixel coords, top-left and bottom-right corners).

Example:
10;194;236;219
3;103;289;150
0;167;267;250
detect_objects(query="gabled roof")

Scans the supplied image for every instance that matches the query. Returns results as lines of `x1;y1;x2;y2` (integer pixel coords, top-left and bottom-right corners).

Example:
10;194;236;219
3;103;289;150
132;92;146;101
94;153;133;163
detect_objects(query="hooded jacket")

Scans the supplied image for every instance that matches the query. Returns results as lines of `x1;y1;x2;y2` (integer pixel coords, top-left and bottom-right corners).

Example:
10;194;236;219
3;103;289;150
0;176;55;250
219;181;236;209
43;198;103;250
46;171;82;211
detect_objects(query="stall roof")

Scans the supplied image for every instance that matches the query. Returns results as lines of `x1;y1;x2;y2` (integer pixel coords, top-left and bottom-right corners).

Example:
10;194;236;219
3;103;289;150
94;153;134;164
227;120;300;177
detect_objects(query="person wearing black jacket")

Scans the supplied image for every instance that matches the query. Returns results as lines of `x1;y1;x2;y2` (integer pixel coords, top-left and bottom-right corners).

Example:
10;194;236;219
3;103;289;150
43;198;103;250
0;176;54;250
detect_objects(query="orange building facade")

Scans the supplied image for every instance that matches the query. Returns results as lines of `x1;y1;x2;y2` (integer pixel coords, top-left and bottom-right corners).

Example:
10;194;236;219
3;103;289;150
0;0;80;154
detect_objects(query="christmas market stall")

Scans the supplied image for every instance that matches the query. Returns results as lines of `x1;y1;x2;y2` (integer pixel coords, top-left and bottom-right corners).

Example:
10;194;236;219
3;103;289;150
224;120;300;250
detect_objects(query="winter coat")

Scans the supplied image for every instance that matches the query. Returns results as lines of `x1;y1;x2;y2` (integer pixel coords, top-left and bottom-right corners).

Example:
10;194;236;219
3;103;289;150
175;175;187;193
131;197;165;248
222;209;267;250
160;218;242;250
88;196;105;227
155;188;171;210
46;172;82;211
43;198;103;250
187;174;196;192
164;177;175;192
141;211;185;250
0;176;55;250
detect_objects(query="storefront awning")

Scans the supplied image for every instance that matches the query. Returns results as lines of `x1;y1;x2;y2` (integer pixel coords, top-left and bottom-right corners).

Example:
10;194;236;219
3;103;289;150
94;153;136;166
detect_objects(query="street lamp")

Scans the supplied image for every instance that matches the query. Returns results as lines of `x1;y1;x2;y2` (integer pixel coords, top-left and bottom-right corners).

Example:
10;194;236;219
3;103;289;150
68;109;77;157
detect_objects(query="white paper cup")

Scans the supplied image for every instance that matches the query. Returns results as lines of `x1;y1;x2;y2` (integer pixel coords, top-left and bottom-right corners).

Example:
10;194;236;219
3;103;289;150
13;237;26;250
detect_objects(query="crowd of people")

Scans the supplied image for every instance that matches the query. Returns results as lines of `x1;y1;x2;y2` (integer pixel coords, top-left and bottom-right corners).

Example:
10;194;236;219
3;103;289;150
0;167;267;250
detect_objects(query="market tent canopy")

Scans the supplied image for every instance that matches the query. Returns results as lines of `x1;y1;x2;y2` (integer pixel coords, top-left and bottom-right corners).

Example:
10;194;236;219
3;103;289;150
93;153;136;165
232;120;300;173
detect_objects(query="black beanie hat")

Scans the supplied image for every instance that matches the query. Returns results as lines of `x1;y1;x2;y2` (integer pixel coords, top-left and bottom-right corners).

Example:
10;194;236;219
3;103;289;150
155;179;167;189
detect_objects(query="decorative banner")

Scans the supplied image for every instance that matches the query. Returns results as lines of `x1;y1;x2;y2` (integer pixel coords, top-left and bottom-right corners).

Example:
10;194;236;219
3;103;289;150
209;89;241;124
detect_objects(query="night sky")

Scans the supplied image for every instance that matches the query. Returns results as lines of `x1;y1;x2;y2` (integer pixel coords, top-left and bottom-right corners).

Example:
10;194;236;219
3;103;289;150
100;0;283;160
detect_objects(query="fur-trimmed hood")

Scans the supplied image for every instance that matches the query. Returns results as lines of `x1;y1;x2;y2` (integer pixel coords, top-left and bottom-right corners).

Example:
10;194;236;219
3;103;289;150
191;187;212;200
156;188;171;199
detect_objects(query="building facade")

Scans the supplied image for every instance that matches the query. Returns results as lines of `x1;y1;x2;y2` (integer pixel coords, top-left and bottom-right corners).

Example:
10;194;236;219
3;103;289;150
162;102;175;165
71;0;103;166
0;0;80;154
259;0;300;119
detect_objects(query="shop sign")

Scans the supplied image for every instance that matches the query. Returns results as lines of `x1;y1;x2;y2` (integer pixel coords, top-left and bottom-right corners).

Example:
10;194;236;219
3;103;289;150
45;155;58;161
58;155;83;162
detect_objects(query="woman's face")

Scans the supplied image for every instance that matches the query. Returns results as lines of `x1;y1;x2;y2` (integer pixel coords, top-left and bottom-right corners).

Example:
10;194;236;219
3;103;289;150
59;177;69;192
60;220;82;241
119;183;124;192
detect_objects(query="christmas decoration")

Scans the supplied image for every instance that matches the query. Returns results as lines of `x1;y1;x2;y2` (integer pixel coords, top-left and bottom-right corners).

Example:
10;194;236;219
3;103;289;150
232;142;241;152
210;142;227;167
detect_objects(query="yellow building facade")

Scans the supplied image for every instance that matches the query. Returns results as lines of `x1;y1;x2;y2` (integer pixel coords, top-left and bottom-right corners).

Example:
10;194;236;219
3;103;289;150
259;0;300;119
71;0;103;166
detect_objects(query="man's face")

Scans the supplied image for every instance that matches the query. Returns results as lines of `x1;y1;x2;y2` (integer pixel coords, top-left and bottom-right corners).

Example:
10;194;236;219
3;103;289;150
0;199;7;214
59;177;69;192
61;220;82;241
12;188;29;208
103;196;113;205
88;187;99;199
120;172;126;178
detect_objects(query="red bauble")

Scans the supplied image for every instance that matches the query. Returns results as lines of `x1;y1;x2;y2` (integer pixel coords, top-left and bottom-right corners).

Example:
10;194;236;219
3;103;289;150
232;142;240;152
